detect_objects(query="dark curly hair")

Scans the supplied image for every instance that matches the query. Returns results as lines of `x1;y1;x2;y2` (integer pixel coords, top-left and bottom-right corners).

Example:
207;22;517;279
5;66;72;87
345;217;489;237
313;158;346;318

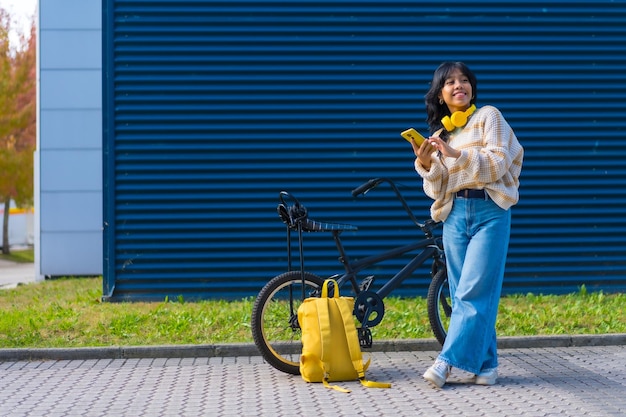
424;62;478;140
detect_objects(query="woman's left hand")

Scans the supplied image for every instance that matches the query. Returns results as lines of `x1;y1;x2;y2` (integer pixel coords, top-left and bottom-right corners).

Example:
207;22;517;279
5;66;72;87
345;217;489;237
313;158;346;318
427;136;461;159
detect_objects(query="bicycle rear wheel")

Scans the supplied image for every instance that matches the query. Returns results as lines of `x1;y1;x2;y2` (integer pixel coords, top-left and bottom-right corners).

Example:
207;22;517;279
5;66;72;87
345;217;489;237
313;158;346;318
251;271;324;375
426;267;451;346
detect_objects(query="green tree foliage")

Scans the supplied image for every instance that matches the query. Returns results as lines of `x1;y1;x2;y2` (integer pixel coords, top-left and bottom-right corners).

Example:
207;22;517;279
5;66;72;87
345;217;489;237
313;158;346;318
0;8;36;254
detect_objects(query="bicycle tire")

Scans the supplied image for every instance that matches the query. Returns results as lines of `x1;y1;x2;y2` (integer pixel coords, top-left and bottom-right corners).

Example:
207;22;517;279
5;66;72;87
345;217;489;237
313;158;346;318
251;271;325;375
426;267;451;346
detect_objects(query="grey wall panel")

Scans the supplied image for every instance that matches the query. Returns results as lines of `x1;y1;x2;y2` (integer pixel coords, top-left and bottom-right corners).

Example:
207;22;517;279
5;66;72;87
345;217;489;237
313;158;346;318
40;232;103;275
103;0;626;300
40;0;101;30
40;192;102;232
39;0;103;276
40;110;102;149
40;150;102;191
40;71;101;109
40;30;101;69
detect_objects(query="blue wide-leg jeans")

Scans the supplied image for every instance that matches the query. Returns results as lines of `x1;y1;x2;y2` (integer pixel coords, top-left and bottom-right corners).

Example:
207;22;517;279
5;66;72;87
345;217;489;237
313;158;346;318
438;194;511;375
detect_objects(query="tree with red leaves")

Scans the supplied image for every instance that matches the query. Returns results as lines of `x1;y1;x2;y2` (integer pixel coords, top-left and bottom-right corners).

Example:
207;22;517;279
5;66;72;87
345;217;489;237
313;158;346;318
0;7;36;254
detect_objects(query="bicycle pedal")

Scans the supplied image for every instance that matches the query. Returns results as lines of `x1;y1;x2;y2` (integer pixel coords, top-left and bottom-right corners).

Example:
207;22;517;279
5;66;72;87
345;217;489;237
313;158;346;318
358;327;373;349
359;275;375;292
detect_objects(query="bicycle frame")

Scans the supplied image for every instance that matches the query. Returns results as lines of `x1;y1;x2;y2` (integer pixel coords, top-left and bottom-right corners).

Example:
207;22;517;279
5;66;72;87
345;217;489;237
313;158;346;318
278;177;445;331
329;230;443;300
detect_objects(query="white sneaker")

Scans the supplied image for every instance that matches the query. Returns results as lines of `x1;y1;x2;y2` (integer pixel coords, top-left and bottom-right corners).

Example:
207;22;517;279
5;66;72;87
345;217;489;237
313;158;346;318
423;360;451;388
474;368;498;385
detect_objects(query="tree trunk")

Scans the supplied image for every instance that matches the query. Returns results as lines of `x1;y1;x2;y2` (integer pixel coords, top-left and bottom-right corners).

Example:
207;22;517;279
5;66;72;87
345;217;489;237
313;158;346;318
2;196;10;255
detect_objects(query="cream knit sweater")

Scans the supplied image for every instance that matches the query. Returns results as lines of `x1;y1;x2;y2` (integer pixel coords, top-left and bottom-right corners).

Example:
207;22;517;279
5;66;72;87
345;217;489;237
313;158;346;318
414;105;524;222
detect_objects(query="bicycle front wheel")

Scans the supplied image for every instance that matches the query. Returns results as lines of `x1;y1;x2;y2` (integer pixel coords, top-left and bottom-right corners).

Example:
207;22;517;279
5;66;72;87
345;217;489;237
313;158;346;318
426;267;451;346
251;271;325;375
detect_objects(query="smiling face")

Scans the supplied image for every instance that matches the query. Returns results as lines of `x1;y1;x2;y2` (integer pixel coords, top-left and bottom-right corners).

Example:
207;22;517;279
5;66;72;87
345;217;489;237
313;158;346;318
438;68;473;114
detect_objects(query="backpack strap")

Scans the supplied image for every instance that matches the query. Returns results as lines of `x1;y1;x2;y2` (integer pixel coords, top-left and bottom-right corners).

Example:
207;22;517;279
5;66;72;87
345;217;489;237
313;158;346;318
319;280;391;390
317;289;351;393
335;298;391;389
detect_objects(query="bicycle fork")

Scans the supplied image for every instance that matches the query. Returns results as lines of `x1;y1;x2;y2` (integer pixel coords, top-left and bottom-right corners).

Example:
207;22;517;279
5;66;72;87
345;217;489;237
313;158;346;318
285;222;308;320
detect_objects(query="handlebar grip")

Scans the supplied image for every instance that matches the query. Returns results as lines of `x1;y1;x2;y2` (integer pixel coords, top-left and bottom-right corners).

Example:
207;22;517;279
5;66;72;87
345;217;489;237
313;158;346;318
351;178;383;197
279;190;301;207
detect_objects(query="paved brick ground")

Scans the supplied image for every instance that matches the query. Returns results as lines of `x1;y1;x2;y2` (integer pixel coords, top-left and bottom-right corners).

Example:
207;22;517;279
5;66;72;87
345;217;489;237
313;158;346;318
1;345;624;416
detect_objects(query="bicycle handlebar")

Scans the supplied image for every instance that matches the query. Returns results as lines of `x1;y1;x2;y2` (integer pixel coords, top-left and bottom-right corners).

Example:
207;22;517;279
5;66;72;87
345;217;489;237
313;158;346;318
351;177;441;234
279;179;441;235
351;178;385;197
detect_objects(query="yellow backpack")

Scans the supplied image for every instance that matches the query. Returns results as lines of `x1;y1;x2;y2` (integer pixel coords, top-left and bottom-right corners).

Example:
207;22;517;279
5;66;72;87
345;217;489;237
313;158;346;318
297;279;391;392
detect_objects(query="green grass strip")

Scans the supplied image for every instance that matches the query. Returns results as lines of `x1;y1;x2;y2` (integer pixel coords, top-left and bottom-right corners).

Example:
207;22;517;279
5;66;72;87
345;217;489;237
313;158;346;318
0;277;624;348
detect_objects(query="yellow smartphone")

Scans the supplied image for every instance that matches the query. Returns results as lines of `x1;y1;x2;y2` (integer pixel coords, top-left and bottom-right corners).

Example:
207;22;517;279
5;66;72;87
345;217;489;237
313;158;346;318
400;128;426;146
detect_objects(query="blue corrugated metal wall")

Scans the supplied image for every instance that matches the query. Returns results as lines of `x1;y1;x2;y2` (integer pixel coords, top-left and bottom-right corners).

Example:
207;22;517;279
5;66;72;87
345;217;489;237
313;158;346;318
103;0;626;301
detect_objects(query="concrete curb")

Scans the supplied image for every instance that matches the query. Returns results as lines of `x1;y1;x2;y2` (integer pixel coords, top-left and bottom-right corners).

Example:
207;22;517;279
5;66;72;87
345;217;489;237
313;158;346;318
1;333;624;362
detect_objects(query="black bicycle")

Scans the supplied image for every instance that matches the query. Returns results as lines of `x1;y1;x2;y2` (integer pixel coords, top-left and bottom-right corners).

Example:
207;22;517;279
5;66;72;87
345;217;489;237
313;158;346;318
251;178;451;375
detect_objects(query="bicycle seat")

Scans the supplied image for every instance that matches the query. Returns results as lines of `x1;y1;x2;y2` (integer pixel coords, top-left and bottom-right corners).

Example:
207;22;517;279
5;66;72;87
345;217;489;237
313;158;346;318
277;203;357;232
300;218;358;232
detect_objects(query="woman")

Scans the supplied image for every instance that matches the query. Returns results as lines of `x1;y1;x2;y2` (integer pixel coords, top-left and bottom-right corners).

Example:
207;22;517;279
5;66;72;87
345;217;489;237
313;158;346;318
411;62;523;388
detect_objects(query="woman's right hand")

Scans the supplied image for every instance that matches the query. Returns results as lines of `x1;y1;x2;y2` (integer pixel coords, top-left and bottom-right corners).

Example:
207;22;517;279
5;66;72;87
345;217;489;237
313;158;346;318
412;137;438;170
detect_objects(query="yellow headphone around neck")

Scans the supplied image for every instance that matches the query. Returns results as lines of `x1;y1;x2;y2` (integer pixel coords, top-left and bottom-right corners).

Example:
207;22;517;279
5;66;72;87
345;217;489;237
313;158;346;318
441;104;477;131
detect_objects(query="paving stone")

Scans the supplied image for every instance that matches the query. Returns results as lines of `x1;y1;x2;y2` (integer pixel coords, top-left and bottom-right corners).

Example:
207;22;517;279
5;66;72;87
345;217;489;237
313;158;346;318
0;345;624;416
